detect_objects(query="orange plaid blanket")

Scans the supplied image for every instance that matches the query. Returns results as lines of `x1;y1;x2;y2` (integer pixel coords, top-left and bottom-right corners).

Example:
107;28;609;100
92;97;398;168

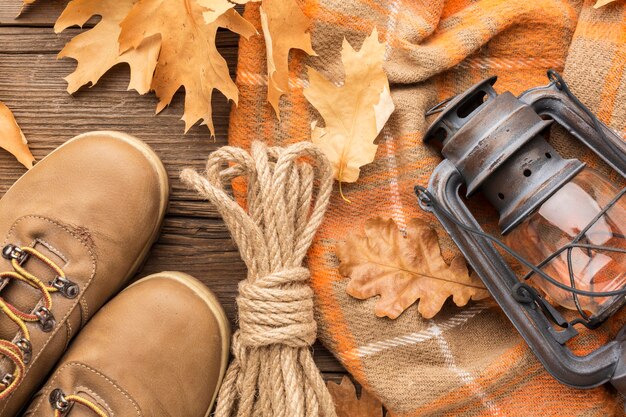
229;0;626;415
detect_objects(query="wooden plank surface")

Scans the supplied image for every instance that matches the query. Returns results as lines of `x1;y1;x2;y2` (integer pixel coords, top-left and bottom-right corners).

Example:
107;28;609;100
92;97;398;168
0;3;344;373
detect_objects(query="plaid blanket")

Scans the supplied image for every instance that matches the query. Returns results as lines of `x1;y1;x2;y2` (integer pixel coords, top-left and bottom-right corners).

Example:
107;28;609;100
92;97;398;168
228;0;626;415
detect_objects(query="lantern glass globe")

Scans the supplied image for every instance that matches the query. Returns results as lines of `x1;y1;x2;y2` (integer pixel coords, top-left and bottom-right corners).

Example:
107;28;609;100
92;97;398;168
505;168;626;316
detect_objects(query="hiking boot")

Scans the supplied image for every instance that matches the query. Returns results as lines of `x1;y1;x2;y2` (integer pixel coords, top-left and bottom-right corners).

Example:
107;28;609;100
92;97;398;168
23;271;230;417
0;131;168;416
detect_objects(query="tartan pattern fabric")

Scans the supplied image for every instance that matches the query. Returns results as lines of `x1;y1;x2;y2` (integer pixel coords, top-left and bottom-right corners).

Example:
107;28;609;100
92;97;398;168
228;0;626;415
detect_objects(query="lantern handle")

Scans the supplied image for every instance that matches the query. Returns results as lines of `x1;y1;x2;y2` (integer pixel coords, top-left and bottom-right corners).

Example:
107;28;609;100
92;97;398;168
425;95;456;117
519;71;626;176
547;69;626;166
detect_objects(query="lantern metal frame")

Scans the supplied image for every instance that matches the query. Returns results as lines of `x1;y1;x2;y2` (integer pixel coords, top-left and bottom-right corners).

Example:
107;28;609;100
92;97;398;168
417;71;626;393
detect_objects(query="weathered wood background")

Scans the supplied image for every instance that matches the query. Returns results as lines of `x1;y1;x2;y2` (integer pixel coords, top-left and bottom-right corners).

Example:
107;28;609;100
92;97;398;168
0;0;345;382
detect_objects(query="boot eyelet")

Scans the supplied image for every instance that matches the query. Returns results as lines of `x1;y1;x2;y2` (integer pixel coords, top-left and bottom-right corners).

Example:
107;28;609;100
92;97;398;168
50;389;72;413
2;245;28;265
1;373;14;387
15;338;32;364
34;307;56;332
51;276;80;299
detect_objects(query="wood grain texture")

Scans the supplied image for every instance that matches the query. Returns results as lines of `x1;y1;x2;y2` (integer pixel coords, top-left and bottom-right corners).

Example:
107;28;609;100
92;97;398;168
0;0;67;25
0;18;345;373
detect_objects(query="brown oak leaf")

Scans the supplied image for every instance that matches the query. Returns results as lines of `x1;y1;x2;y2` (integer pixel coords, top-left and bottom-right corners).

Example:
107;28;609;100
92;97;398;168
337;217;489;319
54;0;160;95
0;102;35;169
327;376;383;417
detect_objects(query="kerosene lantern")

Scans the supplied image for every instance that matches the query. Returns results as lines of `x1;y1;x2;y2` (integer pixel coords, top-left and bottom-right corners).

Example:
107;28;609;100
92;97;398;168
416;71;626;394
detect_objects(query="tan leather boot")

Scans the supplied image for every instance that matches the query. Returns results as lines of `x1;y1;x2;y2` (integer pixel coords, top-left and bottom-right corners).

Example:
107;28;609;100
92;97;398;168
23;271;230;417
0;131;168;416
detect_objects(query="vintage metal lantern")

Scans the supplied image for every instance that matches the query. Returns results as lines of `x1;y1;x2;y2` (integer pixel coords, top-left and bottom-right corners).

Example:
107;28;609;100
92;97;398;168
416;71;626;394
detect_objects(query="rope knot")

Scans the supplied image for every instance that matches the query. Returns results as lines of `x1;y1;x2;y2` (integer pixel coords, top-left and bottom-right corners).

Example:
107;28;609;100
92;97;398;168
237;267;316;348
182;141;337;417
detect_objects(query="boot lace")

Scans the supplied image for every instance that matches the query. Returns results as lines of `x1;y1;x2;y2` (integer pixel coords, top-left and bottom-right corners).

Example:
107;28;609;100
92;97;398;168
50;389;108;417
0;244;79;399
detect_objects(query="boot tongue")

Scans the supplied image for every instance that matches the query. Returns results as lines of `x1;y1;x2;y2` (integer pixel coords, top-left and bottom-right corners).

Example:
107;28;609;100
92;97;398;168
0;242;64;341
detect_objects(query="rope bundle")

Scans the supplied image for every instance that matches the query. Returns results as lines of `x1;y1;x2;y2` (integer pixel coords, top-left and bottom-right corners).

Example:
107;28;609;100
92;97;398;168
181;141;337;417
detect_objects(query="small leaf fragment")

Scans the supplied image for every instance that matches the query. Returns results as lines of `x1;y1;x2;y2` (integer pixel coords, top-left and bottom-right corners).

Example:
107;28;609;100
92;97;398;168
0;102;35;169
337;217;489;319
327;376;383;417
260;0;315;116
304;28;394;193
594;0;617;8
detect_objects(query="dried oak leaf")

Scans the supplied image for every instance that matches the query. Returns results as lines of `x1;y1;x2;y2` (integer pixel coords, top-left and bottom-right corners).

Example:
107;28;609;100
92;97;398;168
337;217;489;319
260;0;315;115
54;0;160;95
0;102;35;169
327;376;383;417
118;0;256;134
303;28;394;197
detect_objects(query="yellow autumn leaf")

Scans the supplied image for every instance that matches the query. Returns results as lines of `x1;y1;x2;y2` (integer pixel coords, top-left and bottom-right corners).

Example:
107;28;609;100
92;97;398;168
304;28;394;199
54;0;160;95
327;376;383;417
337;217;489;319
594;0;617;7
0;102;35;169
118;0;256;134
260;0;315;116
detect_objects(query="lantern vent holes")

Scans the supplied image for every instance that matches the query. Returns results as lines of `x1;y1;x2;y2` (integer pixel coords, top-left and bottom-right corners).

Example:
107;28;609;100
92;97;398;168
523;169;532;177
456;90;487;119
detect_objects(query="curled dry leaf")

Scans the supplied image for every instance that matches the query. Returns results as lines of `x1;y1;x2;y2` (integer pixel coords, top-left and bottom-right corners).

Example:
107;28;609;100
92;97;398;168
55;0;160;95
327;376;383;417
260;0;315;115
118;0;256;134
0;102;35;169
337;217;489;319
304;28;394;199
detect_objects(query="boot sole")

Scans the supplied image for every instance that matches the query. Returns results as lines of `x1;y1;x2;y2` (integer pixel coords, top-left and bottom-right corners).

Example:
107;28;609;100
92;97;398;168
126;271;231;417
52;131;170;291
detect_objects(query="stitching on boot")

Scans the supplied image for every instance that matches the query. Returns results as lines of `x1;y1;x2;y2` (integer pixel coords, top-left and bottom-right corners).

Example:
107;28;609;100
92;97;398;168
0;215;97;414
27;361;142;416
80;297;90;324
77;385;116;416
64;320;72;351
34;238;70;264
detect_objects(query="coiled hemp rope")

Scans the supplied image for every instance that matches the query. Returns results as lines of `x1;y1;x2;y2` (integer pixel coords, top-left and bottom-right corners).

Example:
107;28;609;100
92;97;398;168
181;141;337;417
